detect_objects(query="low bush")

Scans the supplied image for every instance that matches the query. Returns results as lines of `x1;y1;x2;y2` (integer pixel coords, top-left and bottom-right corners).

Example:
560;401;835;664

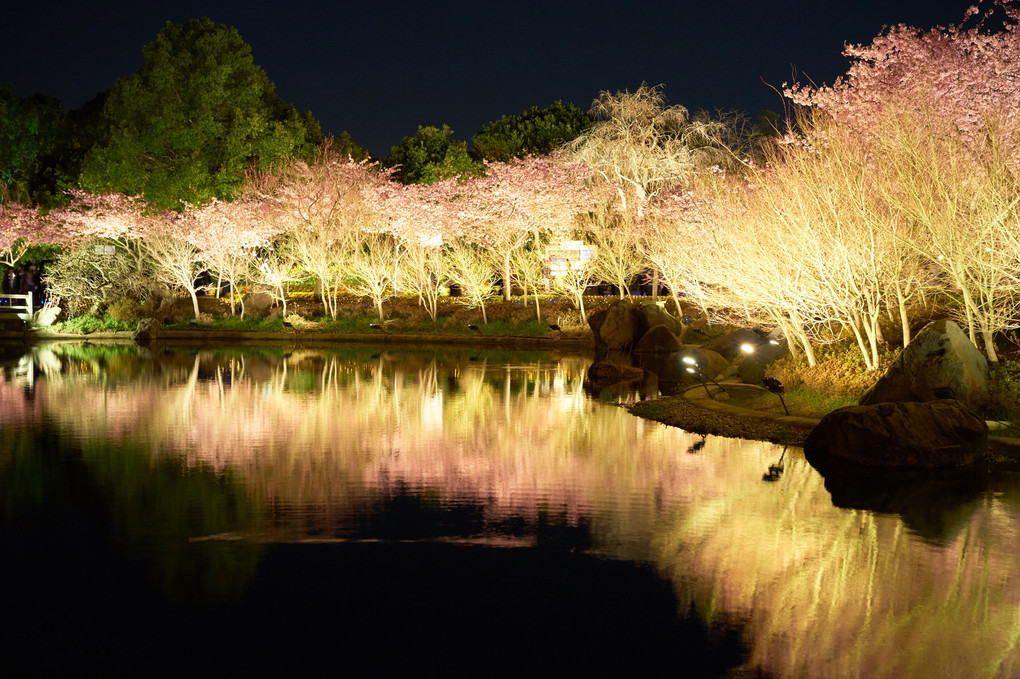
51;314;135;334
766;342;897;400
736;387;857;419
980;360;1020;426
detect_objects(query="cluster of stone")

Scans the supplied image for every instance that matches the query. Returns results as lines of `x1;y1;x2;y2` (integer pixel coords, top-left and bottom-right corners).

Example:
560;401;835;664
806;320;990;468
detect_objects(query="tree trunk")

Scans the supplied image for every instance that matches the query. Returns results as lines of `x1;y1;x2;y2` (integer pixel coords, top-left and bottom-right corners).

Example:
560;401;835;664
503;252;512;302
189;288;201;320
983;329;999;364
896;282;911;347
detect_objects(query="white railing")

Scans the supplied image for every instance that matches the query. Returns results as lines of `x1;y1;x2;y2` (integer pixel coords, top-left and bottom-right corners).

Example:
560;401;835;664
0;292;34;322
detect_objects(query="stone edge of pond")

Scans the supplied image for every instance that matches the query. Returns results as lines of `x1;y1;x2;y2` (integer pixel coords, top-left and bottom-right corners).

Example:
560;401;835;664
628;383;1020;470
3;328;595;351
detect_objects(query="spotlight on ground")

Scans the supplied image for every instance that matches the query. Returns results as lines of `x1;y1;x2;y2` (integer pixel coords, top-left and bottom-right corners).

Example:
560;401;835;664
762;377;789;415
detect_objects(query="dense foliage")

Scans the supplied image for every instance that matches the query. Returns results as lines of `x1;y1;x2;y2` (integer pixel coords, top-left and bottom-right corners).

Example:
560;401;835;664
385;124;483;185
471;101;594;162
78;18;323;210
8;5;1020;372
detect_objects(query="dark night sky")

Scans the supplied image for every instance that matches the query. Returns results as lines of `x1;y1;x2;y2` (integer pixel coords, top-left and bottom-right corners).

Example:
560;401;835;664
3;0;972;156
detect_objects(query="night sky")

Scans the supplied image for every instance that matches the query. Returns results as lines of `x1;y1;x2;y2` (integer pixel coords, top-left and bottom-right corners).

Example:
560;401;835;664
4;0;973;156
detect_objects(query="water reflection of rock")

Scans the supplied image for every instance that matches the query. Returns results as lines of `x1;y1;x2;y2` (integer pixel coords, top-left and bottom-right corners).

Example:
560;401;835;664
808;453;988;542
584;348;723;401
15;341;1020;679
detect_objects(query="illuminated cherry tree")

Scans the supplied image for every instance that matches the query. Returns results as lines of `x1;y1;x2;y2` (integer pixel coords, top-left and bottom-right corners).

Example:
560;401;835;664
584;211;645;300
346;232;403;320
551;246;599;325
400;240;449;324
134;210;206;320
446;241;494;324
184;197;280;317
378;154;598;303
0;201;58;268
784;1;1020;362
569;83;722;216
785;2;1020;149
509;246;547;322
253;150;394;320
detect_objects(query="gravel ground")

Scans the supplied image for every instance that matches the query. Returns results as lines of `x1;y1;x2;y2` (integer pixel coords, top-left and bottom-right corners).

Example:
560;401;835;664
628;394;816;445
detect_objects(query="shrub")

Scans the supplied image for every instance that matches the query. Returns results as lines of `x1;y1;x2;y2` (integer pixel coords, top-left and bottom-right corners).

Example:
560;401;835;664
45;239;166;319
980;360;1020;425
106;296;146;323
52;314;134;334
767;341;897;400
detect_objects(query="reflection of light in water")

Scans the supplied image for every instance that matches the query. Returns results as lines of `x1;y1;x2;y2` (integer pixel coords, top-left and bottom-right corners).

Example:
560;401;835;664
16;343;1020;679
421;391;443;433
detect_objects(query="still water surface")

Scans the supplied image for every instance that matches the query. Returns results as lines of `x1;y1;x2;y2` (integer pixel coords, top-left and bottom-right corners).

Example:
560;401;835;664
1;343;1019;677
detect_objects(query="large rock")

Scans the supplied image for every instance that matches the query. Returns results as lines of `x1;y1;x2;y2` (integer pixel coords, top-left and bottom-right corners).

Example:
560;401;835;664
636;303;683;338
243;290;275;314
704;328;764;361
133;318;160;345
804;399;988;468
859;319;987;407
738;341;788;385
588;299;641;350
633;324;681;353
33;305;61;326
587;361;644;382
658;346;730;383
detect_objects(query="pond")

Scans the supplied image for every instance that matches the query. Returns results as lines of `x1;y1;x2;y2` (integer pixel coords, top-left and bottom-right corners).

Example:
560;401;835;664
1;342;1018;677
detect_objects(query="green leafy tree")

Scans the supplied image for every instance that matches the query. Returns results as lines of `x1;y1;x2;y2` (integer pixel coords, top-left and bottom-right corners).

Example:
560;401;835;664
0;84;66;205
329;131;370;162
80;18;323;209
386;124;482;185
471;101;594;162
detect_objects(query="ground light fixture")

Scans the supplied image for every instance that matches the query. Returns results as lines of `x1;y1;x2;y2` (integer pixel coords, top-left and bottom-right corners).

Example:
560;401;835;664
368;323;389;334
467;324;482;334
761;376;789;415
681;354;729;399
762;446;787;482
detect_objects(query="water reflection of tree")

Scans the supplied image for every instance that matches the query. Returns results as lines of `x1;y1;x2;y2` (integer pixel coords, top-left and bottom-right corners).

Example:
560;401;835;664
17;342;1020;678
0;420;263;604
653;450;1020;679
28;344;694;557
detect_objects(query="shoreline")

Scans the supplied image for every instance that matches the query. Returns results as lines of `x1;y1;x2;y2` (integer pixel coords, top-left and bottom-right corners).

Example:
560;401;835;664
1;327;597;350
630;383;1020;469
9;327;1020;466
629;384;819;447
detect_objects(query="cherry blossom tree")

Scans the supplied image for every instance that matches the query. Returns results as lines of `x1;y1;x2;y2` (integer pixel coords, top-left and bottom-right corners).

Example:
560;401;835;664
0;201;58;268
785;2;1020;152
400;240;449;324
252;148;394;320
784;1;1020;362
53;190;150;271
872;102;1020;362
446;242;495;324
135;211;205;320
255;248;298;319
346;232;403;320
510;246;547;322
569;83;723;216
376;153;598;302
184;197;279;317
584;210;644;299
551;245;599;325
